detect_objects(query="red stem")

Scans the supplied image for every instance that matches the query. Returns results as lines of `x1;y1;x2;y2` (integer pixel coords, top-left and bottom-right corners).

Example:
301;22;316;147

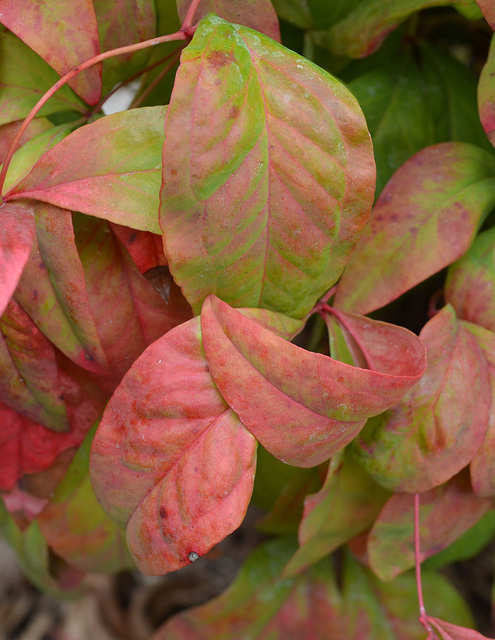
129;48;183;110
183;0;203;30
414;493;432;634
0;30;188;197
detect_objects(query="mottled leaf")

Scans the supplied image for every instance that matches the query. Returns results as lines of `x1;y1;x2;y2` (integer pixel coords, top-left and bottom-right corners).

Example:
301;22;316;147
368;471;491;581
0;0;101;105
0;31;85;126
0;202;35;317
284;453;391;577
7;107;166;233
335;143;495;315
351;305;491;492
177;0;281;41
445;227;495;333
155;538;472;639
325;0;480;58
465;323;495;496
90;314;258;575
37;424;133;574
94;0;156;95
74;214;192;380
427;617;494;639
160;14;375;318
201;296;426;467
478;35;495;147
476;0;495;30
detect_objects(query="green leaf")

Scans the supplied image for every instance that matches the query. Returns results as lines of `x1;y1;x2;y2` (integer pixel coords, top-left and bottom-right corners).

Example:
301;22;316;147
160;14;375;318
334;143;495;315
271;0;361;30
0;0;102;105
7;107;167;233
0;31;85;126
0;118;54;163
351;306;492;492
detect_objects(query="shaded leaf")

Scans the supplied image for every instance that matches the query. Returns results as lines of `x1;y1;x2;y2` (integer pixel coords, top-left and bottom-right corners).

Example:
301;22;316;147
445;226;495;333
476;0;495;30
0;202;35;317
110;224;168;274
0;31;85;126
37;424;133;574
367;471;491;581
160;14;375;318
351;305;491;492
271;0;362;30
201;296;426;467
284;453;391;577
177;0;281;41
90;314;258;575
0;118;53;164
94;0;156;95
428;617;494;639
7;107;166;233
334;143;495;315
478;35;495;147
0;0;101;105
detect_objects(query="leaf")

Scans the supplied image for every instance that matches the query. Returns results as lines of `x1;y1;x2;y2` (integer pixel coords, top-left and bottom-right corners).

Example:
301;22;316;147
0;31;85;126
154;538;473;639
427;617;494;639
90;314;257;575
367;471;491;582
445;224;495;333
160;14;375;318
0;0;101;105
110;224;168;274
478;35;495;147
14;203;111;377
0;202;35;317
0;118;53;164
347;41;492;196
464;323;495;496
201;296;426;468
6;107;166;233
176;0;281;41
476;0;495;30
283;453;391;577
334;143;495;315
351;305;492;492
37;424;133;574
73;213;193;380
93;0;156;95
324;0;480;59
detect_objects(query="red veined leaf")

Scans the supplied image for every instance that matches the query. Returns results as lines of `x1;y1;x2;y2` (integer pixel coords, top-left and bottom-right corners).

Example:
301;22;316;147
427;617;495;639
464;323;495;496
160;14;375;318
0;118;53;164
0;0;101;105
283;453;391;577
476;0;495;30
73;214;192;381
176;0;281;41
478;35;495;147
0;32;86;127
0;202;35;317
201;296;426;468
334;143;495;314
6;107;167;233
351;305;492;492
90;314;259;575
93;0;156;94
445;225;495;333
14;203;111;377
367;470;491;581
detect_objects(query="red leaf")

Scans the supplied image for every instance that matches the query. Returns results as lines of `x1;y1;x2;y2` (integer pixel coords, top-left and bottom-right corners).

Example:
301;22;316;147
476;1;495;31
7;107;167;233
176;0;281;41
90;315;256;575
0;0;101;105
334;143;495;314
428;616;494;639
351;305;492;492
201;296;426;467
110;224;168;274
367;471;491;581
0;202;35;317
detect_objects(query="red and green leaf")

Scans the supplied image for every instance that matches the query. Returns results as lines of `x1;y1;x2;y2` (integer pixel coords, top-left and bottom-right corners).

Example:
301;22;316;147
427;617;494;639
351;305;491;492
0;0;101;105
476;0;495;31
0;118;54;164
335;143;495;314
160;14;375;318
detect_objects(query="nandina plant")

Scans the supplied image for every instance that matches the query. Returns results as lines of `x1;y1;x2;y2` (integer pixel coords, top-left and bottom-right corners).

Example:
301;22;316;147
1;0;495;637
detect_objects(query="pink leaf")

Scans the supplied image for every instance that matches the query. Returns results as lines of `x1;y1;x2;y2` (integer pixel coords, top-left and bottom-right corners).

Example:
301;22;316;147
428;616;495;639
201;296;426;467
334;143;495;314
0;0;101;105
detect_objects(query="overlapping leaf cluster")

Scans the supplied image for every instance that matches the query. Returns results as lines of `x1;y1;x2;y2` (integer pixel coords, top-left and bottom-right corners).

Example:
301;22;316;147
1;0;495;637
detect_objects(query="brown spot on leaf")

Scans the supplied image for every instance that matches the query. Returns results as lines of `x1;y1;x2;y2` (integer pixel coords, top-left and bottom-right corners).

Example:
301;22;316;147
208;50;234;68
159;507;166;518
229;105;240;120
